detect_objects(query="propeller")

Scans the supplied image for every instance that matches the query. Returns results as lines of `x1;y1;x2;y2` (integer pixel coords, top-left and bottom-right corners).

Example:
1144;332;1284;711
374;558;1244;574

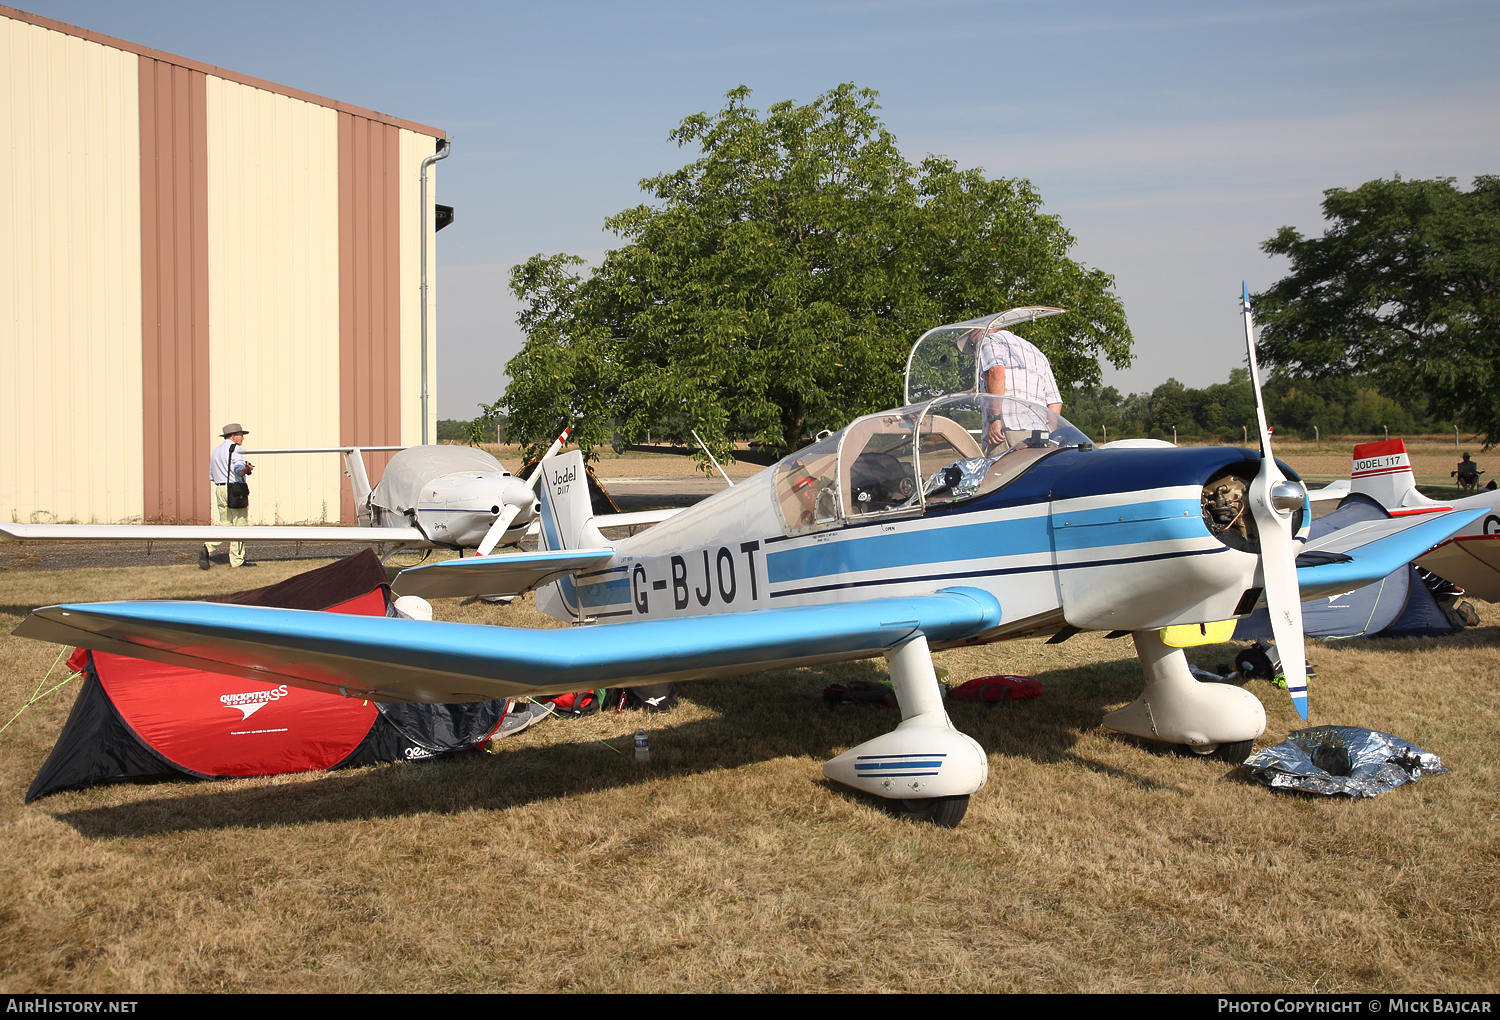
476;503;523;557
476;426;573;557
1241;283;1309;720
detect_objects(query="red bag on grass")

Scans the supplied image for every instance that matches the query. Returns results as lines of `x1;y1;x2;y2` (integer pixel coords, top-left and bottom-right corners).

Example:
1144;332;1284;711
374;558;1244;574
948;675;1043;703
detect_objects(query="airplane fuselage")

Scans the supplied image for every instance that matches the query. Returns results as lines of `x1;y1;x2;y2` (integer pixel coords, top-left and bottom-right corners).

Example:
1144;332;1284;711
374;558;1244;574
546;445;1294;644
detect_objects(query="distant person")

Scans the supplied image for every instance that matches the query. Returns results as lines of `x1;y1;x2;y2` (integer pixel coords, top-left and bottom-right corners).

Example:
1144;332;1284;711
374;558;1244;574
967;325;1063;449
1452;452;1483;491
202;424;254;569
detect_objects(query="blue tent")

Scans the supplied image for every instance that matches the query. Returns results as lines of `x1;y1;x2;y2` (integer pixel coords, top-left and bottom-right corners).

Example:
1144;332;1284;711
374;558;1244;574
1234;495;1459;641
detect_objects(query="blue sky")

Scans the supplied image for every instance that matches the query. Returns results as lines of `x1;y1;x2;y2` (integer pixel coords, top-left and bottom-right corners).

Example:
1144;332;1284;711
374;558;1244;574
21;0;1500;418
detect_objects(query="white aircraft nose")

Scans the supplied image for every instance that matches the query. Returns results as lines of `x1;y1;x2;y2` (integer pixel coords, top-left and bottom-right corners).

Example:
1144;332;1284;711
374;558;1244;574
417;472;540;548
499;476;540;522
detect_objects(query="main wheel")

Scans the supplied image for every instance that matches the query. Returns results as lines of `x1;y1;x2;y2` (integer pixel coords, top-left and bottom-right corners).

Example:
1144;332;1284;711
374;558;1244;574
1215;739;1254;764
896;794;970;828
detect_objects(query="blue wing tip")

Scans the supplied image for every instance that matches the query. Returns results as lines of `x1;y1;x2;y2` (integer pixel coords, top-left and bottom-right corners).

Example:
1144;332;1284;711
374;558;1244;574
1292;693;1309;721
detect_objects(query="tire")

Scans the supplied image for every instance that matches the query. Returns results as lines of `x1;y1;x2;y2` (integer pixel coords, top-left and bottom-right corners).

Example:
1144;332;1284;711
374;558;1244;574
1215;739;1254;764
896;794;970;828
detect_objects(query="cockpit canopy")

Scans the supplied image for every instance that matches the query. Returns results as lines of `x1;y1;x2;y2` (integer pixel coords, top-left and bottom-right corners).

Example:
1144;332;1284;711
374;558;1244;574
903;306;1067;405
771;392;1091;537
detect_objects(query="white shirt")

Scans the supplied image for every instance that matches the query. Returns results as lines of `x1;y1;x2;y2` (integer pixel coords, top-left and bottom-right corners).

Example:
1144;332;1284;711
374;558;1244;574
977;329;1061;406
209;439;247;485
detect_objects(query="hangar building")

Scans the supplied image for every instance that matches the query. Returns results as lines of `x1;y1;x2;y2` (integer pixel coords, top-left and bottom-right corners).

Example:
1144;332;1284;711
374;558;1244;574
1;5;446;525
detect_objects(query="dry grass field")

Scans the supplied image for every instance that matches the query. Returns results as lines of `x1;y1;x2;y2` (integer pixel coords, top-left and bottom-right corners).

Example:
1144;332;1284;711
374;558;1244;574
1;552;1498;993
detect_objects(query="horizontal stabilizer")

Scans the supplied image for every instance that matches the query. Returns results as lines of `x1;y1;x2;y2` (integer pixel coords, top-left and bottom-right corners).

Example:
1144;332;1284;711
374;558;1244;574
392;548;616;599
1297;508;1487;600
1308;480;1351;502
14;588;1004;704
591;509;683;529
0;523;426;544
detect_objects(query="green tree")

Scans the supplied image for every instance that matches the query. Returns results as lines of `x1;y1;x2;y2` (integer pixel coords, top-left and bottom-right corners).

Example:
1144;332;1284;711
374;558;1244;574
1252;176;1500;444
502;85;1132;464
1147;379;1195;437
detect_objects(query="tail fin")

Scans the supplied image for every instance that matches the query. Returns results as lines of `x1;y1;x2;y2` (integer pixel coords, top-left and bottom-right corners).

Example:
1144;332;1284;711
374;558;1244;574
1350;439;1444;511
344;449;374;526
534;450;609;622
535;450;607;551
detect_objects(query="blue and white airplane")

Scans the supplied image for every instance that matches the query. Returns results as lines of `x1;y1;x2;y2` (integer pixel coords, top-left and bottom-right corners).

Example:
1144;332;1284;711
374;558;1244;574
15;294;1484;827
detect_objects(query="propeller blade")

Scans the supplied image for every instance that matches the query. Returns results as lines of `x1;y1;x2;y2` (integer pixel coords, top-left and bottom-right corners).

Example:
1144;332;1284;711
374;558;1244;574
526;426;572;493
477;503;522;557
1242;283;1309;720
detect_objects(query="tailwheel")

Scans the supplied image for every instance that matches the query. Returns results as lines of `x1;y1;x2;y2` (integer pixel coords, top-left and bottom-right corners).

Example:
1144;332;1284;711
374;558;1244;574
896;794;970;829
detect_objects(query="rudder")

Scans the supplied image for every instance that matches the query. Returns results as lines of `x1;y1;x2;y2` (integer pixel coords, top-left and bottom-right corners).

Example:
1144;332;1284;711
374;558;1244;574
1350;439;1442;511
535;450;609;622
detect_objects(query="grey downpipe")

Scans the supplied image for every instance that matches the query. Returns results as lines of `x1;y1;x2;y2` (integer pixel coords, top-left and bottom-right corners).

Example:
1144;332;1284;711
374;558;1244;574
419;137;451;445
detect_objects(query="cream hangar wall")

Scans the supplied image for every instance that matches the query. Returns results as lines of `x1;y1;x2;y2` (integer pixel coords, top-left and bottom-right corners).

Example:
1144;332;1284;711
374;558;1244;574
206;77;342;525
1;6;446;526
399;128;438;450
0;15;144;524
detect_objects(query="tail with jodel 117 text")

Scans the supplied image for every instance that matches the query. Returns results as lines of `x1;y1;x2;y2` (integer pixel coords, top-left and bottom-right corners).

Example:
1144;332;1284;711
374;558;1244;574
1348;439;1448;514
535;449;610;622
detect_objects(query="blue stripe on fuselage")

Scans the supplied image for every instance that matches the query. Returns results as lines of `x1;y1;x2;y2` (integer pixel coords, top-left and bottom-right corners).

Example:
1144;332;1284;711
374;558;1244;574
1052;501;1203;552
767;499;1202;583
768;517;1048;583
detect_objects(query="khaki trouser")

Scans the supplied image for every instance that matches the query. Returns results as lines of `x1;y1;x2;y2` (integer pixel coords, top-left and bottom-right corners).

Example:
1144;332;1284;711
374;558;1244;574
206;484;247;566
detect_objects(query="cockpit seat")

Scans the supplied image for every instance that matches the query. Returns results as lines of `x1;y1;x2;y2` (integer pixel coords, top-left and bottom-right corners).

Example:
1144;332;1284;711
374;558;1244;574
849;450;914;513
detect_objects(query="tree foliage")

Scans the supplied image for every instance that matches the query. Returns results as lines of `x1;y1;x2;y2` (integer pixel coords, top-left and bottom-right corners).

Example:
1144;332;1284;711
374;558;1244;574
1252;176;1500;444
502;85;1132;464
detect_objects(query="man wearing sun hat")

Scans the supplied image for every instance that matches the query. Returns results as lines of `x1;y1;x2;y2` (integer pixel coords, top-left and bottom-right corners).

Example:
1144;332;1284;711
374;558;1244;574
201;423;255;569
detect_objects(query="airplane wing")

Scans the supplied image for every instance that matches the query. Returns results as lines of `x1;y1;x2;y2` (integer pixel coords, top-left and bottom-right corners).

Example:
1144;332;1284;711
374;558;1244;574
1296;507;1488;601
13;587;1003;703
391;548;616;599
0;523;427;544
1415;535;1500;601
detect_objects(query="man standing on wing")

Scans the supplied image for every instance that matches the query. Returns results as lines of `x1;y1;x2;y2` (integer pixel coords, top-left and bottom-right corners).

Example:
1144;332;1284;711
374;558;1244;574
201;423;255;569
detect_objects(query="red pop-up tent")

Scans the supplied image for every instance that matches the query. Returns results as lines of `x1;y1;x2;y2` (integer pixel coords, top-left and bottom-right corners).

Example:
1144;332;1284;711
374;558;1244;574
26;550;508;801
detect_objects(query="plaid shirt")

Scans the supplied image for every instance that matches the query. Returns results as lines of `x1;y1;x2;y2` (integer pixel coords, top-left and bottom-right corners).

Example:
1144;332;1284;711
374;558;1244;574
977;329;1061;406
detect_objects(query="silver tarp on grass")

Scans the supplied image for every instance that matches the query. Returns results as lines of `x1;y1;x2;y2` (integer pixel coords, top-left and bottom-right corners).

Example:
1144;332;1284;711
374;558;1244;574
1244;726;1447;797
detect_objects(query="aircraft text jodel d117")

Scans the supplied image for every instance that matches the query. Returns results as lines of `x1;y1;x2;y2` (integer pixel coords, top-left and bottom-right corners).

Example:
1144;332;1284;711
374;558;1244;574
16;296;1485;827
0;427;664;557
1309;438;1500;602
